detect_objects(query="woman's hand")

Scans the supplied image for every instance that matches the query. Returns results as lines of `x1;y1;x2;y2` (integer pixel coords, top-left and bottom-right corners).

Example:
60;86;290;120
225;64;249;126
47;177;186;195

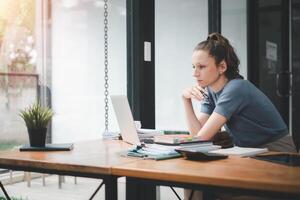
182;85;207;101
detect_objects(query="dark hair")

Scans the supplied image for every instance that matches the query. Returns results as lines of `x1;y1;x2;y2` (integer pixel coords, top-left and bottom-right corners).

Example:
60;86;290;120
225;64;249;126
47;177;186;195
194;32;243;80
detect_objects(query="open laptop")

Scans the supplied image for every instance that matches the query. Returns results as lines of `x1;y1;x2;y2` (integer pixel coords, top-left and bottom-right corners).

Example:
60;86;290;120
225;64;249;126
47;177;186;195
110;95;141;145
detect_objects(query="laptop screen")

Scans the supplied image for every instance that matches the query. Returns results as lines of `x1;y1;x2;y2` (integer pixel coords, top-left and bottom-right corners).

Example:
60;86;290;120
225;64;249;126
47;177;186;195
110;95;141;145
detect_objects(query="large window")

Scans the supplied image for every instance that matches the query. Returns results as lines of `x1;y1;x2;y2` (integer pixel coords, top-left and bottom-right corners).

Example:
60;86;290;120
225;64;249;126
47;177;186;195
0;0;37;150
155;0;208;131
51;0;127;143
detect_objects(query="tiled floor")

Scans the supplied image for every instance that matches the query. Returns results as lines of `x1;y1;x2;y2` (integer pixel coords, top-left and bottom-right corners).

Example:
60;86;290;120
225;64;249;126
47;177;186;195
3;175;183;200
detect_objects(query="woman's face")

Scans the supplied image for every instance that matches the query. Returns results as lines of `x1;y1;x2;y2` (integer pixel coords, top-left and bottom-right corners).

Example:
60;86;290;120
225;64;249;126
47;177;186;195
192;50;220;88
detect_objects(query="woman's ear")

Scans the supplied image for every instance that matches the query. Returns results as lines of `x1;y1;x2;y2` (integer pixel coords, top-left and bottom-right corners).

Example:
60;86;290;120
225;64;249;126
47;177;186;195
218;60;227;75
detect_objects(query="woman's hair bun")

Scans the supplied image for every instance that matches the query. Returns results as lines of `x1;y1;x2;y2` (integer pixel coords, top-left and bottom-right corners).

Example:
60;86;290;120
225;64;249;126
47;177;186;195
207;32;229;46
194;32;242;80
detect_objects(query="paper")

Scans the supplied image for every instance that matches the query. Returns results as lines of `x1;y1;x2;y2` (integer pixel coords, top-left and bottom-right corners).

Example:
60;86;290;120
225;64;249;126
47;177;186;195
153;134;207;145
266;41;277;61
177;145;221;153
209;146;268;157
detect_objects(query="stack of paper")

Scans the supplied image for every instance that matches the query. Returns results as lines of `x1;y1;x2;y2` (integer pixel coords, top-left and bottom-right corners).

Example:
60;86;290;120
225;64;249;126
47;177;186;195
154;134;210;145
137;128;164;139
177;144;221;153
209;146;268;157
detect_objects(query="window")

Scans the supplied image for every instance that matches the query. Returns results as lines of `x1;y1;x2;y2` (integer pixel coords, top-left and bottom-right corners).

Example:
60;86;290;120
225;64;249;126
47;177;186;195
0;0;37;150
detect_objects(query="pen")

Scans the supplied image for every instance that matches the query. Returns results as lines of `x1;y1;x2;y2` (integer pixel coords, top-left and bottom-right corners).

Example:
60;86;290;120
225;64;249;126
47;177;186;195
200;90;209;99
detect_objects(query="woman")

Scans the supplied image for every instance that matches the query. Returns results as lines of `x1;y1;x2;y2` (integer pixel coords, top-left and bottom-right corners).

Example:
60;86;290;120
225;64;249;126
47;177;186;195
182;33;296;200
183;32;296;151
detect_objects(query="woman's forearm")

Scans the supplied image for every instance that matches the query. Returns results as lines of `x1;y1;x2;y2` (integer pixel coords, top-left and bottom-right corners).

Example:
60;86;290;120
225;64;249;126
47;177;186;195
182;97;202;135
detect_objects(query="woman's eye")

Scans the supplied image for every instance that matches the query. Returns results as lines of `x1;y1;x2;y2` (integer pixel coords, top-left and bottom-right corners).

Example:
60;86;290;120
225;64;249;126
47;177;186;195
193;65;206;70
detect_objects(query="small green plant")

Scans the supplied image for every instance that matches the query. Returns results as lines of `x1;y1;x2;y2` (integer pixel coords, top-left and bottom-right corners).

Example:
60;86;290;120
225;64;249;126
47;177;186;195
19;103;53;129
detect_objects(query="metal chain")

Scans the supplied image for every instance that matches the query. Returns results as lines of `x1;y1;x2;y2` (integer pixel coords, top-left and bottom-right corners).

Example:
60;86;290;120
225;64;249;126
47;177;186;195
104;0;109;132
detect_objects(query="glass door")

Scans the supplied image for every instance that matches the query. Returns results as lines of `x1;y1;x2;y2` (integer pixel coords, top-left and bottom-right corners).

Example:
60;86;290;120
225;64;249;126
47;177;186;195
249;0;300;147
291;0;300;150
255;0;290;125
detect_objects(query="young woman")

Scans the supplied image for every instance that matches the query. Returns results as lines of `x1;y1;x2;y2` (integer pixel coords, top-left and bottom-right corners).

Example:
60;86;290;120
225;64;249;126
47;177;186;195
182;32;296;200
182;32;296;152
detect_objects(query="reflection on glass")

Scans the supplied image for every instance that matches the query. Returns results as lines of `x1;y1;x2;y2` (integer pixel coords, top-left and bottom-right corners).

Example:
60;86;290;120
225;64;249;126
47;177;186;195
0;0;37;150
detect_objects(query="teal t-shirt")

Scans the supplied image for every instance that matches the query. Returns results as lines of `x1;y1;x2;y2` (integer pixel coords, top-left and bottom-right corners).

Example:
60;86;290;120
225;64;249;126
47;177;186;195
200;79;288;147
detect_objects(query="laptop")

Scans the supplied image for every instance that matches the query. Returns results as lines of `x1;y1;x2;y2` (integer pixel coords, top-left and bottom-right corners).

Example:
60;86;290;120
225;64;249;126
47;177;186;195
110;95;141;145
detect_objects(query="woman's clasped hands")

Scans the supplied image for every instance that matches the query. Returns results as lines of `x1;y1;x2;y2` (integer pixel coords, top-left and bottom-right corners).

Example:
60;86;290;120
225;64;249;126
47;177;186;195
182;85;208;101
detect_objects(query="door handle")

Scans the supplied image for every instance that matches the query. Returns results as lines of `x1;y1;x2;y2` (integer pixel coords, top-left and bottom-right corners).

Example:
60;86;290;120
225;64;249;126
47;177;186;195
289;73;293;96
276;71;291;98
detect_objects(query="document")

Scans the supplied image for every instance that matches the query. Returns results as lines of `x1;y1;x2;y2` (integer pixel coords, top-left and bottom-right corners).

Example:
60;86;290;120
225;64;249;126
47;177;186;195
154;134;210;145
209;146;268;157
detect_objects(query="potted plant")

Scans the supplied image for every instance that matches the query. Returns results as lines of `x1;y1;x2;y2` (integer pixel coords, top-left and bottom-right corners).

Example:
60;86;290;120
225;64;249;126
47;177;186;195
19;103;54;147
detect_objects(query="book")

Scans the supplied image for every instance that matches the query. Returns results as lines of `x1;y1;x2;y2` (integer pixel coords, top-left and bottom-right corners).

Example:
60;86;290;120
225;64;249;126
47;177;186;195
137;128;164;135
137;129;164;139
209;146;268;157
176;144;221;153
176;149;228;161
19;143;74;151
126;144;181;160
154;134;210;145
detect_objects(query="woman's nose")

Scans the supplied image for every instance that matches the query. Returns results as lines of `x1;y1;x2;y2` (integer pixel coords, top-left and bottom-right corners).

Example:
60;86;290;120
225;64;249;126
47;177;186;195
193;68;200;77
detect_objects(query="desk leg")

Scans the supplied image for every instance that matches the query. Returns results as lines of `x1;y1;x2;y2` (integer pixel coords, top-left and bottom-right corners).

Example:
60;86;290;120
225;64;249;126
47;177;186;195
104;176;117;200
126;177;156;200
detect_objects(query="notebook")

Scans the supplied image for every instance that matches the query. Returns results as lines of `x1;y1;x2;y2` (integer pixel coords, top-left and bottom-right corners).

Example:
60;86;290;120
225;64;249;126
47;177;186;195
110;95;141;145
19;143;74;151
154;134;211;145
209;146;268;157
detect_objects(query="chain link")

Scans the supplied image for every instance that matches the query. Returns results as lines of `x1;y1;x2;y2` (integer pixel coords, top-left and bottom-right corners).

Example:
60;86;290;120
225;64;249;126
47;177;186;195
104;0;109;132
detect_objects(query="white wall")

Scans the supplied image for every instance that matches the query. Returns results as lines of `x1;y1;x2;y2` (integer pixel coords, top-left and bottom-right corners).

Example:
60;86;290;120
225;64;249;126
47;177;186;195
155;0;208;131
51;0;126;143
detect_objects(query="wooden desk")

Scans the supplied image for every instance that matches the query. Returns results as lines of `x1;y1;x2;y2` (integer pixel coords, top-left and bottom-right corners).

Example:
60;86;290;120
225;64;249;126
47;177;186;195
0;139;134;200
1;140;299;200
112;155;300;200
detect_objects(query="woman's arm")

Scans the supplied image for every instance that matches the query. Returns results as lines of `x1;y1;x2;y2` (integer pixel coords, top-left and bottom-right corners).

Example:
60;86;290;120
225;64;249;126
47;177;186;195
197;112;227;140
182;85;210;135
182;97;209;135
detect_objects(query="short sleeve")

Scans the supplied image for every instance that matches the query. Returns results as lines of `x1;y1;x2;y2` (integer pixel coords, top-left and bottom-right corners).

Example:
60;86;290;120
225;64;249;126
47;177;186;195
214;81;248;120
200;94;215;115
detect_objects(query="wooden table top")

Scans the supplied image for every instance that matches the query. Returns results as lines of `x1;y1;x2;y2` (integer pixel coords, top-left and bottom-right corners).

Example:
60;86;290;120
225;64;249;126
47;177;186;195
0;139;135;175
112;155;300;195
1;139;299;195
